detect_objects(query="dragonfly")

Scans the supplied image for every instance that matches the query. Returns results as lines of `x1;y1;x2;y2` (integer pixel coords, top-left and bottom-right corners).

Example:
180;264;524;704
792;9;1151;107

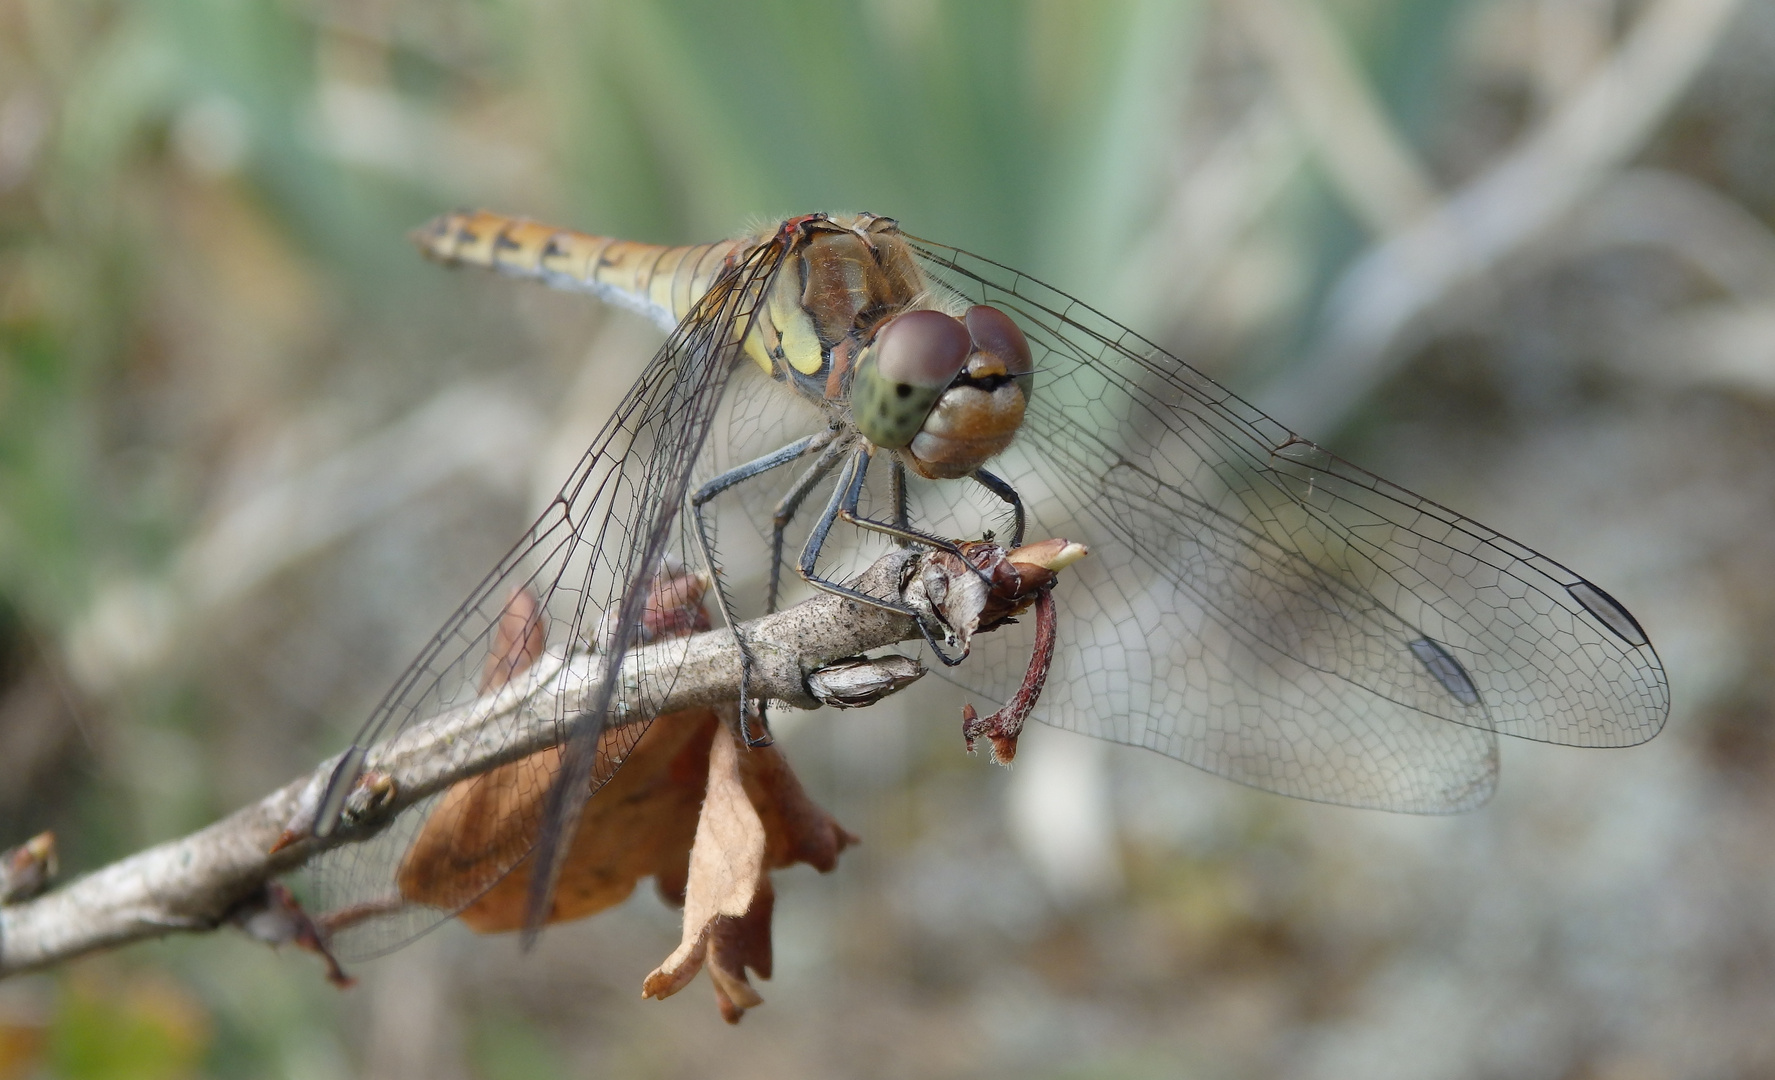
306;210;1670;958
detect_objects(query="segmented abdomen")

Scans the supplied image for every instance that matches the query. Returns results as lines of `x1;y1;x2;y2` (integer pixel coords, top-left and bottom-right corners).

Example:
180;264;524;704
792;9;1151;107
412;210;746;334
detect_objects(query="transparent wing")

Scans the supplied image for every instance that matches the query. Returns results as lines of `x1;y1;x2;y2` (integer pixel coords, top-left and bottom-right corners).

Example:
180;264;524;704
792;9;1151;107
305;237;790;958
907;236;1670;813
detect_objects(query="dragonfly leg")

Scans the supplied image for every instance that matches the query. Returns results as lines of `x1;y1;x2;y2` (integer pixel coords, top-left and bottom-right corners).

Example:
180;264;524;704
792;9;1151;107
767;433;851;612
691;431;828;514
836;451;983;559
692;431;829;746
799;448;918;613
972;467;1025;548
799;447;971;666
692;429;829;622
889;459;910;536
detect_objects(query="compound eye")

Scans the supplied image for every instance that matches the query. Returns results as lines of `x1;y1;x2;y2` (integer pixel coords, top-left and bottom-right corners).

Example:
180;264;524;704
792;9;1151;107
964;305;1033;376
874;309;972;389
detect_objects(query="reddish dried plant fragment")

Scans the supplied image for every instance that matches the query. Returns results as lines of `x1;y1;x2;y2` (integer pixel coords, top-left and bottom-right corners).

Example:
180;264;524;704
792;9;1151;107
925;538;1085;764
230;882;356;988
0;831;57;904
961;586;1058;764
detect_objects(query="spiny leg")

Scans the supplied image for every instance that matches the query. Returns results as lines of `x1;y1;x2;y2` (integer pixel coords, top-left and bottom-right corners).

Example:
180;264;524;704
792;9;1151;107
890;458;910;535
798;446;971;666
692;430;829;604
768;432;850;612
798;448;922;612
691;431;828;745
886;457;1020;548
972;467;1025;548
837;455;988;559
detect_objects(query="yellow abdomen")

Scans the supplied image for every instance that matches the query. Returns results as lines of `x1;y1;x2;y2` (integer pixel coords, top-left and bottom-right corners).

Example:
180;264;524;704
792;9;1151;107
412;210;746;337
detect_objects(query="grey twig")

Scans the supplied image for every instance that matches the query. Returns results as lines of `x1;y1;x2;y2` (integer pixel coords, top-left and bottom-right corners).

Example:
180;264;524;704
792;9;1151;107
0;551;928;978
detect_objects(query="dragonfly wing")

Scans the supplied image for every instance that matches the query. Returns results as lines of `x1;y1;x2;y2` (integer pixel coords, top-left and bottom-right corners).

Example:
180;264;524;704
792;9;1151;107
306;236;789;957
908;237;1669;813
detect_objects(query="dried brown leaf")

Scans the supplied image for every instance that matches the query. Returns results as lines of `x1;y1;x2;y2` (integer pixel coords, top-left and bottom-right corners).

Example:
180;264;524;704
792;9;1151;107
399;709;720;930
396;567;856;1024
705;881;773;1023
641;724;765;1002
743;742;858;873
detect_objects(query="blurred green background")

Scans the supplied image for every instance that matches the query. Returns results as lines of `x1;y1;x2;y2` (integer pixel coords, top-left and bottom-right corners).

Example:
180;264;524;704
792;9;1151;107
4;0;1775;1076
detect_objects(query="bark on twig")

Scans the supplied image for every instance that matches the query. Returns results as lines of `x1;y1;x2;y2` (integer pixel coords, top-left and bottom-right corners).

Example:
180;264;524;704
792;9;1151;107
0;552;928;978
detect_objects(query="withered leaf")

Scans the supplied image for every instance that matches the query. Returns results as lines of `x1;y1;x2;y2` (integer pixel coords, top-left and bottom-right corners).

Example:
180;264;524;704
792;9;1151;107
641;724;765;1001
640;723;858;1023
399;709;720;929
705;880;774;1023
398;569;857;1024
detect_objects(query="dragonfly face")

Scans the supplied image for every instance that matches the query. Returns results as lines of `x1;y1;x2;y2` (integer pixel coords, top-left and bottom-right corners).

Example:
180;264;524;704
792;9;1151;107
851;305;1035;479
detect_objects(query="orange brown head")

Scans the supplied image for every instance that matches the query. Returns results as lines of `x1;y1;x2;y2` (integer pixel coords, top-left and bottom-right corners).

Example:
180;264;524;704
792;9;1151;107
851;304;1035;479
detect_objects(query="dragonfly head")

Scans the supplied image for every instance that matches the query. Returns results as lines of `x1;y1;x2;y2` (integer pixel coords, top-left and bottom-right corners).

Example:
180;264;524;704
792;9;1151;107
852;305;1034;479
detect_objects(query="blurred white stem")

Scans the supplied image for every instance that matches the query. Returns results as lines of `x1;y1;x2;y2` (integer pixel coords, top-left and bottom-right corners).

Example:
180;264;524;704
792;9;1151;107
1259;0;1745;434
1562;169;1775;392
1118;98;1304;325
1226;0;1438;236
1008;727;1122;905
62;383;544;695
1534;0;1615;109
1563;167;1775;301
